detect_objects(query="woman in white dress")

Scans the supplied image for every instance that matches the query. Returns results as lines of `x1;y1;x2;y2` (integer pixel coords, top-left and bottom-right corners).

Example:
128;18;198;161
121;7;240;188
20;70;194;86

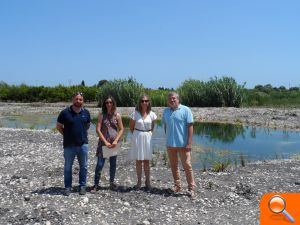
129;94;157;190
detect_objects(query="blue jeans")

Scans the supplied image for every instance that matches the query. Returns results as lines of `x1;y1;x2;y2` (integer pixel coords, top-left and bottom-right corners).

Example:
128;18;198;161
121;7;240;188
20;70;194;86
94;154;117;185
64;144;89;188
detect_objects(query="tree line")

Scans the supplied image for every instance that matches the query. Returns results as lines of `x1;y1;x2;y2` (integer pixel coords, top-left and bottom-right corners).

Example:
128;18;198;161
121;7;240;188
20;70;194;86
1;78;300;107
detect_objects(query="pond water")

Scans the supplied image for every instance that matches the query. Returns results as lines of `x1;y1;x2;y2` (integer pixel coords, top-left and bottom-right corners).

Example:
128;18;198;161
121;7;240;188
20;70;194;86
1;115;300;169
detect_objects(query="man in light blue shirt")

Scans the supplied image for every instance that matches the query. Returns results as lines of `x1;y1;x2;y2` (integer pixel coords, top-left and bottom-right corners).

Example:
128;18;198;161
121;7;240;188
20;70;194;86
162;92;196;199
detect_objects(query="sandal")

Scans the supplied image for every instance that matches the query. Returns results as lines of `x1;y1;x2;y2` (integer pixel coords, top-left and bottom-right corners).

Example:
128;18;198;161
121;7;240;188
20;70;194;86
133;184;141;190
172;185;182;193
145;181;152;191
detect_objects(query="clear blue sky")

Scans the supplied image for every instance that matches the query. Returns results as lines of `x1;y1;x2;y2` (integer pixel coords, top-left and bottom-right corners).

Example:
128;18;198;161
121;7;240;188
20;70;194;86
0;0;299;89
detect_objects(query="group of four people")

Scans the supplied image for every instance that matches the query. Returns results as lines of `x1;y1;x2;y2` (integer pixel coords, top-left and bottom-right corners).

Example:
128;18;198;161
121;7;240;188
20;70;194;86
56;91;196;199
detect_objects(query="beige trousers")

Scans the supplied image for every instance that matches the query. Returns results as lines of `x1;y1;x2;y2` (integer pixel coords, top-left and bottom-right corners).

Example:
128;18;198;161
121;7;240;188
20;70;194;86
167;147;196;190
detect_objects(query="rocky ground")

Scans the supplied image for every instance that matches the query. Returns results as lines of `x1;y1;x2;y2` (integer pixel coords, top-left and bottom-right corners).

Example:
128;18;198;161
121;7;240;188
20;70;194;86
1;127;300;225
1;102;300;225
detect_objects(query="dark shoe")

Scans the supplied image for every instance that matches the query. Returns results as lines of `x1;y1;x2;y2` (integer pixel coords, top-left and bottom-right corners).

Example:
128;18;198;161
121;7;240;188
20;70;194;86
79;186;87;195
109;182;118;191
145;185;152;192
64;187;71;196
90;185;99;194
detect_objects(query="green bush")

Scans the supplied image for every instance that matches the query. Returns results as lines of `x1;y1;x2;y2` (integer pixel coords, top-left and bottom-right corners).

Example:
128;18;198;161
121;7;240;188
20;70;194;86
146;89;168;107
0;82;11;101
207;76;246;107
177;79;208;106
244;87;300;107
96;77;145;107
0;83;98;102
177;77;245;107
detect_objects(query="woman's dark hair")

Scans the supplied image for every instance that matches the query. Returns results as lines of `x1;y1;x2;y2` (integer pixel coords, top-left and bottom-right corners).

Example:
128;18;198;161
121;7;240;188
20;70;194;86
135;94;151;114
102;96;117;114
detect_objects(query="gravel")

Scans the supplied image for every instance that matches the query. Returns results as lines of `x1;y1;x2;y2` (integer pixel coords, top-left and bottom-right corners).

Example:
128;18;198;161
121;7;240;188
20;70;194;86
1;127;300;224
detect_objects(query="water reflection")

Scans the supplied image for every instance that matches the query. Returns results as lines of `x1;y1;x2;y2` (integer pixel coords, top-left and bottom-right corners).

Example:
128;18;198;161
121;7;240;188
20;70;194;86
0;115;56;130
1;115;300;170
194;122;245;143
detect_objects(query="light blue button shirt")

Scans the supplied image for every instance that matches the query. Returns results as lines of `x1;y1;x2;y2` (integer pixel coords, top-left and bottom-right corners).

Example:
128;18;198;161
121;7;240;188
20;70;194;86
162;104;193;147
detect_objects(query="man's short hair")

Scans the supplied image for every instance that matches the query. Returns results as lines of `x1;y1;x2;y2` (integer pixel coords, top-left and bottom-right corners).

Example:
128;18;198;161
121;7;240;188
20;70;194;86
168;92;180;100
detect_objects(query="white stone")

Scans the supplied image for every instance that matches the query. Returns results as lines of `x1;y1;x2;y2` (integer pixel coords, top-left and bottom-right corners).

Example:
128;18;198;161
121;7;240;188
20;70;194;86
123;202;130;206
82;197;89;204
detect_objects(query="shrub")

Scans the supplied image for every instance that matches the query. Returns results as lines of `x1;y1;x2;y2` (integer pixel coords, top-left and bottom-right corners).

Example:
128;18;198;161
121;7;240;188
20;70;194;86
147;89;168;107
177;77;245;107
211;150;231;172
177;79;208;107
96;77;145;107
207;76;246;107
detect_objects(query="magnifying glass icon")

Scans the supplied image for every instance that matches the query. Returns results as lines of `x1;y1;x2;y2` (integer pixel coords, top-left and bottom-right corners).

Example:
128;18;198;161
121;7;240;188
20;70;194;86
268;195;295;223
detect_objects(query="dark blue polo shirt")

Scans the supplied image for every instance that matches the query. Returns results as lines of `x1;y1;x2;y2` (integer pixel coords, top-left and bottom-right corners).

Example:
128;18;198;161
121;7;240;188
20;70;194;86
57;106;91;148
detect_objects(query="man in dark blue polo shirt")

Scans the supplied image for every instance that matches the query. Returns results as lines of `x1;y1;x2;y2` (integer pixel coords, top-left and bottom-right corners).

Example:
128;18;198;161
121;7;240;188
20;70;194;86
56;92;91;196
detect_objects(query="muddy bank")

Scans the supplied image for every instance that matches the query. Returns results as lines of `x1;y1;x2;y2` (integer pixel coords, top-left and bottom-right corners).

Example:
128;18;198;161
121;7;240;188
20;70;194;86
1;128;300;224
1;102;300;131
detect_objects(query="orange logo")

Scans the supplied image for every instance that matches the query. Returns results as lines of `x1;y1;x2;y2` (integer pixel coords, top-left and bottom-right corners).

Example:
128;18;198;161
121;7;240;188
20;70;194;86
260;193;300;224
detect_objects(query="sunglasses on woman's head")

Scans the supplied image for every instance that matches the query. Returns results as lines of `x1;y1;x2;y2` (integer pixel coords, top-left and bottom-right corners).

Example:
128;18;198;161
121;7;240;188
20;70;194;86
141;100;149;103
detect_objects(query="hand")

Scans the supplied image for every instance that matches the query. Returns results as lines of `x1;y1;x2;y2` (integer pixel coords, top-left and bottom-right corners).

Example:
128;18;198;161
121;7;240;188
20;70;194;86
110;140;118;148
105;141;112;148
185;143;192;151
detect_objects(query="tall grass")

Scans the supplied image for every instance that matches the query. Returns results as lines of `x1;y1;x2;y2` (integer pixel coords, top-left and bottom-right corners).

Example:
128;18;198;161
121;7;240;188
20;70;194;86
146;89;168;107
207;77;246;107
0;82;98;102
177;76;246;107
96;77;144;107
177;79;208;107
244;88;300;107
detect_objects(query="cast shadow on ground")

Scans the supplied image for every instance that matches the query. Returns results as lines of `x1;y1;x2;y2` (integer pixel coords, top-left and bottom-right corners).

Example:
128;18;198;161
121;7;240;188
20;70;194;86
31;185;189;197
31;186;67;196
107;185;189;197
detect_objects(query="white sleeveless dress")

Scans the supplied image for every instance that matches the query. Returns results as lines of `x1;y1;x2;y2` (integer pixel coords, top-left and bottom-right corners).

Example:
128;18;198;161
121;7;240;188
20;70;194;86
128;110;157;160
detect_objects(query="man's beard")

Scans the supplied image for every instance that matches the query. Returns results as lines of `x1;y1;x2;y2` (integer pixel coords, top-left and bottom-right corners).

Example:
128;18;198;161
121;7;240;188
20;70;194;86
74;102;83;108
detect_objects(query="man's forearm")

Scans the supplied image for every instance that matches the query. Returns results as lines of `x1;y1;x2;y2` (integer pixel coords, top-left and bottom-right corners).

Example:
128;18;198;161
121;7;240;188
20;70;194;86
187;124;193;145
56;125;64;135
